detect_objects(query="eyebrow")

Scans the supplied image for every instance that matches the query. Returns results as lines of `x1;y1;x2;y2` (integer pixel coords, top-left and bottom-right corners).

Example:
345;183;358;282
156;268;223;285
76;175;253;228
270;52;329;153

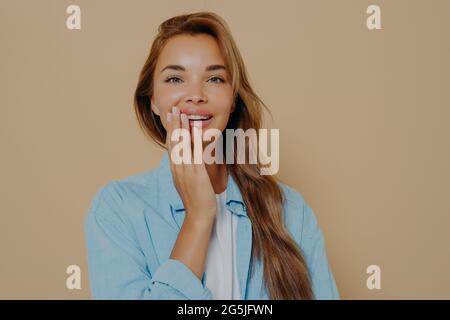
160;64;227;73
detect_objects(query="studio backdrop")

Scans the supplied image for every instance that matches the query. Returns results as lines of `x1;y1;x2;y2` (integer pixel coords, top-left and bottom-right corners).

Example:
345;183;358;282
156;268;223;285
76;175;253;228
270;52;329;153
1;0;449;299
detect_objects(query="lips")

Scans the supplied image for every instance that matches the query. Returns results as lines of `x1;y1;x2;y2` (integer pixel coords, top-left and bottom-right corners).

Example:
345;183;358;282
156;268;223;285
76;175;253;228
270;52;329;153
184;114;213;129
186;114;212;121
180;109;213;129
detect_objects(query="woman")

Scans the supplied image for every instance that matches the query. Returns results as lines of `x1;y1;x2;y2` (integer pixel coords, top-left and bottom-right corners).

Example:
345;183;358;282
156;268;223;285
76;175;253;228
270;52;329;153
85;11;339;300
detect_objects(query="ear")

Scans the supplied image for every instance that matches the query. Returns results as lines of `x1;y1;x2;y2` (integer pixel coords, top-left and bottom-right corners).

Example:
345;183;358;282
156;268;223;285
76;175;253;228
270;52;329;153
150;97;161;116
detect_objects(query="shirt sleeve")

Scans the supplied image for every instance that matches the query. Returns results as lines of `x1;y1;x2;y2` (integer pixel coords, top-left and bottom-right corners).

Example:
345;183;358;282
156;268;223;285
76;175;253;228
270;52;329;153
84;183;213;300
300;203;340;300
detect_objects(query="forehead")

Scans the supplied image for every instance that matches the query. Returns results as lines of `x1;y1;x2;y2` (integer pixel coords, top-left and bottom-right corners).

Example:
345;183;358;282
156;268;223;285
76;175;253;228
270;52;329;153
156;34;226;70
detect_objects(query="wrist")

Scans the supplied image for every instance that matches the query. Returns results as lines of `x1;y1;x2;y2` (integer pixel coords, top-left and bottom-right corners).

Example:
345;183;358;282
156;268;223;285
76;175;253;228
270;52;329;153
184;214;215;228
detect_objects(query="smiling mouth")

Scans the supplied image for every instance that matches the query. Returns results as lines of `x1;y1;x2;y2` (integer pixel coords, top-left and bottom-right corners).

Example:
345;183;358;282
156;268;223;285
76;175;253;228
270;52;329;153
186;115;213;121
184;114;213;129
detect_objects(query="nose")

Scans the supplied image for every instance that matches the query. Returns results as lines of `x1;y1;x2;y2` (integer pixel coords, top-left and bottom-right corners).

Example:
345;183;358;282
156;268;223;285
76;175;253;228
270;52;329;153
184;83;207;105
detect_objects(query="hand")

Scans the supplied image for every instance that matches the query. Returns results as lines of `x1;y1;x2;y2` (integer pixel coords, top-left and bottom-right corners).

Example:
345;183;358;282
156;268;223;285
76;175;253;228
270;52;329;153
165;106;217;224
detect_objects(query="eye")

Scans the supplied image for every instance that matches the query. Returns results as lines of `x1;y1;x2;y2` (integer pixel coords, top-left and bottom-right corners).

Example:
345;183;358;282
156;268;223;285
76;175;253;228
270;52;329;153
208;76;225;84
164;76;183;84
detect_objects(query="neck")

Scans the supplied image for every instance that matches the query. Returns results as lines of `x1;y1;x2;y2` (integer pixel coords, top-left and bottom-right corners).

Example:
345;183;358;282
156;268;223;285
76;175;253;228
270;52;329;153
205;162;228;194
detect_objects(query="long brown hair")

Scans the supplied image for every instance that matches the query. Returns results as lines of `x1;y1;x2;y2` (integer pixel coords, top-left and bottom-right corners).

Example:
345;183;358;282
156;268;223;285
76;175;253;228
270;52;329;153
134;11;313;299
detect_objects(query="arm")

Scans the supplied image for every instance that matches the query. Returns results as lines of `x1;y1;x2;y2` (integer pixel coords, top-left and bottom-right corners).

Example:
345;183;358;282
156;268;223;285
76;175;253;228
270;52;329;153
163;107;218;281
84;186;213;300
169;215;214;279
301;203;340;300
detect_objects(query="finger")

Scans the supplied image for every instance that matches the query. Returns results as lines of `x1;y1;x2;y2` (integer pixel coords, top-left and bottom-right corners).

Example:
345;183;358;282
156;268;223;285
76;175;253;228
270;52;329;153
165;108;173;157
166;108;179;183
171;106;182;167
191;120;204;168
172;106;180;131
180;112;193;168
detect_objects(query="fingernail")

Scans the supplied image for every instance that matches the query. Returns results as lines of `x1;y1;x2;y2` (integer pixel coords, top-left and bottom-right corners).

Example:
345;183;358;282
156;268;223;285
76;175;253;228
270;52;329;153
167;112;172;122
172;106;178;115
180;113;187;123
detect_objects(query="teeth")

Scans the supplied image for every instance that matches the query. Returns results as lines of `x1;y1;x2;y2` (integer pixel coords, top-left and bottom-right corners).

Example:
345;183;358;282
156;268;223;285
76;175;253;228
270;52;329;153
186;114;211;120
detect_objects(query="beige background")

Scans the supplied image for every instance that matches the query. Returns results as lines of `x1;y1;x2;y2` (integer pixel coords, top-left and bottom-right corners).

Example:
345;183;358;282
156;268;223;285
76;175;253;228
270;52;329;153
1;0;449;299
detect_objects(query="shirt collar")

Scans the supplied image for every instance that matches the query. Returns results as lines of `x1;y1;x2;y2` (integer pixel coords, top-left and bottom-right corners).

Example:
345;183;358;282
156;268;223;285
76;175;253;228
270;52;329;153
156;151;248;217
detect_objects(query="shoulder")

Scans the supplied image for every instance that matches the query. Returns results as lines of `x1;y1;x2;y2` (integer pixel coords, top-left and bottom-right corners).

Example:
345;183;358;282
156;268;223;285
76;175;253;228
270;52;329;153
86;166;161;222
278;182;307;210
277;182;322;245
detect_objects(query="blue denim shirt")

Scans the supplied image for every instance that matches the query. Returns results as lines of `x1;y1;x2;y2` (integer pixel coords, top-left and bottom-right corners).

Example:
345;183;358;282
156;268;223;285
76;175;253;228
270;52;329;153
85;151;339;300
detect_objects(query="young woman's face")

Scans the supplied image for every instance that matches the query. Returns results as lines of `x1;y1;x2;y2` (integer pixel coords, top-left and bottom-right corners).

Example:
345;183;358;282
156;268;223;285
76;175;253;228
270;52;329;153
151;34;234;135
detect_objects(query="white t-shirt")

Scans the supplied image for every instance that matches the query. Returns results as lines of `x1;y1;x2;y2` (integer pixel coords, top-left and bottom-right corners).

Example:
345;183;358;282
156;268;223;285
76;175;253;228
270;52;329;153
204;189;241;300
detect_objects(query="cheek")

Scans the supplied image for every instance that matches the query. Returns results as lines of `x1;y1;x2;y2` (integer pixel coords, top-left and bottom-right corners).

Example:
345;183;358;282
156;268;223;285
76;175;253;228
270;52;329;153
154;86;182;107
153;85;183;124
209;87;234;114
209;93;234;131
